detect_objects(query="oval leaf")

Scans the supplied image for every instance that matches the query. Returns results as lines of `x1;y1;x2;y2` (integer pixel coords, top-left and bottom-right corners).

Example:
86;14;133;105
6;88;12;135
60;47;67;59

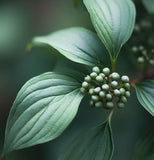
58;120;114;160
32;27;108;66
84;0;136;59
134;80;154;116
4;72;84;154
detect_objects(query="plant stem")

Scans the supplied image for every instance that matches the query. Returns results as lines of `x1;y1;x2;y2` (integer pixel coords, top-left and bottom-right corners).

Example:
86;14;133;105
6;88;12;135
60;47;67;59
130;72;154;84
111;58;116;72
108;109;114;121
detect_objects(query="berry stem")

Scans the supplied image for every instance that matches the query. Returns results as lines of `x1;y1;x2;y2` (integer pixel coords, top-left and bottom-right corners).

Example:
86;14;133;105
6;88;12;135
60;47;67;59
111;59;116;72
130;72;154;84
108;109;114;121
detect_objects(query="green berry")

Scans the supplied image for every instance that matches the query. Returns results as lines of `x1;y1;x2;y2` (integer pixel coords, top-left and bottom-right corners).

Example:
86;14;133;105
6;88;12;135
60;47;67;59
80;87;86;94
89;100;94;107
99;73;105;78
142;50;147;56
125;91;131;98
111;81;118;88
137;57;145;63
124;83;130;90
92;66;100;74
119;88;126;95
84;75;91;82
117;102;125;109
106;102;114;109
106;94;112;100
92;95;99;102
90;72;97;79
132;46;138;53
114;89;121;96
94;87;101;94
149;59;154;65
96;76;104;83
139;46;144;51
120;96;127;103
102;84;109;91
82;81;89;88
121;75;129;83
89;88;94;95
95;101;103;108
111;72;120;80
99;91;106;98
103;67;110;75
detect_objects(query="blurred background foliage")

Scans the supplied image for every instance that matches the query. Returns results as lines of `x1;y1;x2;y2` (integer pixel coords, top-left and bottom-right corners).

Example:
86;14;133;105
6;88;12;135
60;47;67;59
0;0;153;160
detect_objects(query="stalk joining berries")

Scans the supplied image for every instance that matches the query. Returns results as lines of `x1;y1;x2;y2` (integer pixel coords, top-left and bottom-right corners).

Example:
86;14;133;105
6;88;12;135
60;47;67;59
80;67;131;109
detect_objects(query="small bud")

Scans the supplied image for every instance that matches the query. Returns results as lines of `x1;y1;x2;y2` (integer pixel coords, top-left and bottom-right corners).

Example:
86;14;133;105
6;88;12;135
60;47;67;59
139;46;144;51
89;88;94;95
106;94;112;101
134;25;140;33
99;73;105;78
96;76;104;83
92;66;100;74
121;75;129;83
119;88;126;95
103;67;110;75
117;102;125;109
125;91;131;98
142;50;147;56
111;81;118;88
84;75;91;82
137;57;145;63
106;102;114;109
111;72;120;80
149;59;154;65
94;87;101;94
90;100;94;107
91;95;99;102
90;72;97;79
102;84;109;91
95;101;103;108
82;81;89;88
114;89;121;96
131;46;138;53
99;91;106;98
124;83;130;90
80;87;86;94
120;96;127;103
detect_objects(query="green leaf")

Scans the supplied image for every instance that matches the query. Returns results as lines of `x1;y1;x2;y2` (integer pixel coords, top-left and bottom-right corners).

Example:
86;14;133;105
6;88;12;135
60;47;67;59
84;0;136;59
142;0;154;14
58;120;114;160
134;80;154;116
133;131;154;160
3;72;84;154
32;27;108;66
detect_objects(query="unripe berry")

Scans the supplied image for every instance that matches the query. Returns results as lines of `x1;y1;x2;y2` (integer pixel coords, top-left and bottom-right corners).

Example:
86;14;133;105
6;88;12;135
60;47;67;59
119;88;126;95
111;81;118;88
82;81;89;88
80;87;86;94
94;87;101;94
92;66;100;74
89;88;94;95
114;89;121;96
111;72;120;80
117;102;125;109
142;50;147;56
149;59;154;65
99;73;105;78
137;57;145;63
96;76;104;83
124;83;130;90
90;72;97;79
103;67;110;75
92;95;99;102
121;75;129;83
132;46;138;53
95;101;103;108
89;100;94;107
84;75;91;82
125;91;131;98
106;102;114;109
106;94;112;101
102;84;109;91
99;91;106;98
139;46;144;51
120;96;127;103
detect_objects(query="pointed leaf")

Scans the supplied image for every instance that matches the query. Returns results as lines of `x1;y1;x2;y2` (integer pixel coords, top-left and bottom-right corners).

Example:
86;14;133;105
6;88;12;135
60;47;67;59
4;72;84;154
32;27;108;66
59;120;114;160
133;131;154;160
134;80;154;116
84;0;136;59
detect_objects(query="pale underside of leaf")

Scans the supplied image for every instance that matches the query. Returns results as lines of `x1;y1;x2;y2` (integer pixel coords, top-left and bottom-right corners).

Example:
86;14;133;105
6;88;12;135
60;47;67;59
4;72;84;154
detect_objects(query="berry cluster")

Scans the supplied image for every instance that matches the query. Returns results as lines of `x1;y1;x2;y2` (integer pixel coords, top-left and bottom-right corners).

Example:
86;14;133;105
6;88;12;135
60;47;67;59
80;67;131;109
131;46;154;65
